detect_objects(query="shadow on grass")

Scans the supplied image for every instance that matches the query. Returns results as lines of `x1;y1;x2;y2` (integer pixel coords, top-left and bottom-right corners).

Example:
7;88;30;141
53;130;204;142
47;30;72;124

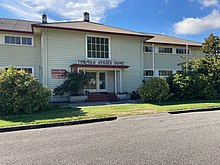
144;99;220;106
0;108;87;123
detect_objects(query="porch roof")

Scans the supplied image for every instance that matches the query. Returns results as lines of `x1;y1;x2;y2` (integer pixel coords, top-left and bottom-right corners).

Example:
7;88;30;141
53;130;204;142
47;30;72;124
70;64;129;69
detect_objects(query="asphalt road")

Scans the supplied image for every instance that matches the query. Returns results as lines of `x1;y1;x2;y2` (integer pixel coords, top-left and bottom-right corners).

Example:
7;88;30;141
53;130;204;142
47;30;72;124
1;111;220;165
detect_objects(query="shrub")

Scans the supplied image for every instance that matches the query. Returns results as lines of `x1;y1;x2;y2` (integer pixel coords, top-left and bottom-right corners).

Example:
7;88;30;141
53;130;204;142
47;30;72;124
54;72;91;96
166;33;220;100
138;77;169;103
0;67;51;115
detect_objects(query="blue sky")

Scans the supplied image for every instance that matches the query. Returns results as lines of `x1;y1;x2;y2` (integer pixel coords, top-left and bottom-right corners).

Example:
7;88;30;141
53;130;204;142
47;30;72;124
0;0;220;42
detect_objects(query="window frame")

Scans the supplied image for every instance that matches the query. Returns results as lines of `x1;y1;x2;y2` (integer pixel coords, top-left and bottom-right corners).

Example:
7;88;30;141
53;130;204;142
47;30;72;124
143;69;154;77
143;46;153;53
0;66;34;75
158;70;173;77
85;34;111;60
158;47;173;54
176;48;190;55
3;35;34;46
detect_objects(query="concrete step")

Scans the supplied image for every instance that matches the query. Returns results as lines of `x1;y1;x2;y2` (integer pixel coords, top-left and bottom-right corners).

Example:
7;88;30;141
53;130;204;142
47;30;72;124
87;93;119;102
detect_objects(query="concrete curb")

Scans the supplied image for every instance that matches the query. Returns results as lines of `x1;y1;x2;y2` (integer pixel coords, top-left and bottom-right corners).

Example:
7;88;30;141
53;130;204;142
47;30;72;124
168;107;220;114
0;116;117;133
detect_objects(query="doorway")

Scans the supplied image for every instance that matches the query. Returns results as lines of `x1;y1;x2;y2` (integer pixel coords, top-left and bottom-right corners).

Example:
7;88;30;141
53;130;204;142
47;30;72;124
85;71;107;92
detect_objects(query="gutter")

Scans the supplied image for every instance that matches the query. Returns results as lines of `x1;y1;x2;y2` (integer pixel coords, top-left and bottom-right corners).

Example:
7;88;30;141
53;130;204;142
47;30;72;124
32;24;152;38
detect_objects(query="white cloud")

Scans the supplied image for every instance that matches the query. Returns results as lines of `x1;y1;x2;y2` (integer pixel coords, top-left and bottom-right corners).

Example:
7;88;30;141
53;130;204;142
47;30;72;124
0;0;124;22
199;0;218;7
174;9;220;35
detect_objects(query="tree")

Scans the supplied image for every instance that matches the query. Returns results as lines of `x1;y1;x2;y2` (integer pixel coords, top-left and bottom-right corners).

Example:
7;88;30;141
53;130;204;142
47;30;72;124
200;33;220;57
168;33;220;100
54;72;91;96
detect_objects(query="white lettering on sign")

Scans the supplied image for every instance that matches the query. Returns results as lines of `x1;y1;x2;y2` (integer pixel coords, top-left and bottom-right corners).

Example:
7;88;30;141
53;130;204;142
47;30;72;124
51;69;67;79
77;60;125;66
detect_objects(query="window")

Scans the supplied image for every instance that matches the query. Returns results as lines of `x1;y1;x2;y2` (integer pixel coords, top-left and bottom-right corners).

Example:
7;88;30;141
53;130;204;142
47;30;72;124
176;48;190;54
158;47;172;53
143;70;154;77
16;68;33;74
0;66;34;75
176;70;183;74
159;70;172;77
22;37;32;45
143;46;153;53
87;36;109;59
4;36;33;46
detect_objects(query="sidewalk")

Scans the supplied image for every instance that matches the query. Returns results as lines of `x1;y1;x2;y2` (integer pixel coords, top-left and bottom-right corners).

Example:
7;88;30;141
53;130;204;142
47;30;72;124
68;99;140;108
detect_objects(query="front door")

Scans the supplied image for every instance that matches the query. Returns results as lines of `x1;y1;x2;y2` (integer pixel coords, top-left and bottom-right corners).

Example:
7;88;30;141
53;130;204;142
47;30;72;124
85;71;107;92
98;72;107;92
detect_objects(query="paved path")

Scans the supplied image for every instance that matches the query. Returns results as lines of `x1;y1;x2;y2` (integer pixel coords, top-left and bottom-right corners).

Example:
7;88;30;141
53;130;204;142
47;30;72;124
68;99;139;108
1;111;220;165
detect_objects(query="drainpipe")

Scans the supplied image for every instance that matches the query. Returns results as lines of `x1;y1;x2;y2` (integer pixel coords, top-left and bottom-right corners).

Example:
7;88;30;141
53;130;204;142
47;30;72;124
185;44;188;74
45;28;48;86
152;43;155;77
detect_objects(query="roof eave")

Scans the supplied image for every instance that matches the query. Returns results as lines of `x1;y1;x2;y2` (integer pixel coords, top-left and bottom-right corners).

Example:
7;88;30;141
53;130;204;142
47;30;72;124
144;41;202;47
32;24;151;37
0;29;34;34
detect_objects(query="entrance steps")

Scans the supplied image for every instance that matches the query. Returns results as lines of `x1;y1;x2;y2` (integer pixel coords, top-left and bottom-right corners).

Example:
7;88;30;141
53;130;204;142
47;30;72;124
87;93;119;102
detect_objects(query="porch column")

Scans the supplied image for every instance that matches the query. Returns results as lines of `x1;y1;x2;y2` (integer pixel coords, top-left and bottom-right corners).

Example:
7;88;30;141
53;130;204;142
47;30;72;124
114;70;121;94
114;70;117;94
120;69;122;93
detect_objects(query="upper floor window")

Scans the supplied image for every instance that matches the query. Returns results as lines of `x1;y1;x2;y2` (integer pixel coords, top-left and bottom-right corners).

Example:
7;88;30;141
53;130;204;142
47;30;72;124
143;46;153;53
158;47;172;54
176;48;190;54
4;36;33;46
87;36;109;59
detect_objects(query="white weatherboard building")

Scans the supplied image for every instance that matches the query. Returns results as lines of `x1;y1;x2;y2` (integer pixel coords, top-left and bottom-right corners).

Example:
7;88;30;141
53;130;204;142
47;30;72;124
0;13;202;98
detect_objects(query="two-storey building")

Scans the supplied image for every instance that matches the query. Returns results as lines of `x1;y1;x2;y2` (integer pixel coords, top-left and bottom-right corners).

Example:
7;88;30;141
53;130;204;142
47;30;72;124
0;12;202;96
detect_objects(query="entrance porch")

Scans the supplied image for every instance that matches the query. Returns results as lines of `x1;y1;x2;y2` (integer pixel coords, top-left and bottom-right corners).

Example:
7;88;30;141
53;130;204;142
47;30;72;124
70;64;129;94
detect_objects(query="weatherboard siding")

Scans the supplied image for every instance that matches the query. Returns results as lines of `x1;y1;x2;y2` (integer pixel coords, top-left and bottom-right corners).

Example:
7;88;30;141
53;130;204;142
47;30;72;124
42;29;143;92
111;35;143;92
43;30;85;89
143;45;201;71
0;33;41;79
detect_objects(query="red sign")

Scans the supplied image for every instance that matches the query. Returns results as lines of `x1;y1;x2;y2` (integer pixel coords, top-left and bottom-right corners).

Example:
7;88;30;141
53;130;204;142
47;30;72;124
51;69;67;79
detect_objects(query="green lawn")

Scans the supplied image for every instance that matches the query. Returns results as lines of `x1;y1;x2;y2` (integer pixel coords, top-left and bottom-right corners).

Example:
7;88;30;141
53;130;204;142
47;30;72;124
1;99;220;128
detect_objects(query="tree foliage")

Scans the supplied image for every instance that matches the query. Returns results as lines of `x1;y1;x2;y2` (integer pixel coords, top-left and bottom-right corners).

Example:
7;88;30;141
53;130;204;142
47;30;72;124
54;72;91;96
0;67;52;115
138;77;169;102
168;33;220;100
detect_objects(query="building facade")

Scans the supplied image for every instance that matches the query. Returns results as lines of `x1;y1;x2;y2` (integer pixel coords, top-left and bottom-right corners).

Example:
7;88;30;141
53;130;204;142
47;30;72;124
0;13;202;94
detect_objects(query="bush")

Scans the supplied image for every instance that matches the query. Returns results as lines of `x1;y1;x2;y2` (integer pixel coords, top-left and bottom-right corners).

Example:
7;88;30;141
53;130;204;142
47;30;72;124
54;72;91;96
0;67;51;115
138;77;169;102
167;72;219;100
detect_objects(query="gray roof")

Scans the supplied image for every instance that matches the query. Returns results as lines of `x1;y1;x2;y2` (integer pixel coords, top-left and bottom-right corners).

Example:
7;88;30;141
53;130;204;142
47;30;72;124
32;21;148;37
0;18;38;33
144;33;202;47
0;18;202;46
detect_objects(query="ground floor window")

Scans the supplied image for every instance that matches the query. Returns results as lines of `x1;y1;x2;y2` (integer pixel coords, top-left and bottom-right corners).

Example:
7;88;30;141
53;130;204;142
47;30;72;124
144;69;182;78
0;66;34;75
159;70;172;77
143;70;154;77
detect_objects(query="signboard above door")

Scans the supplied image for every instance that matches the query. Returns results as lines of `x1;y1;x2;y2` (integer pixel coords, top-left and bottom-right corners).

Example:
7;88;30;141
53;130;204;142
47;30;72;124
77;59;125;66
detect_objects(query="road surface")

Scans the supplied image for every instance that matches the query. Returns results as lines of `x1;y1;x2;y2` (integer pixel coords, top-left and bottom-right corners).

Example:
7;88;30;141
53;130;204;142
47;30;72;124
1;111;220;165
